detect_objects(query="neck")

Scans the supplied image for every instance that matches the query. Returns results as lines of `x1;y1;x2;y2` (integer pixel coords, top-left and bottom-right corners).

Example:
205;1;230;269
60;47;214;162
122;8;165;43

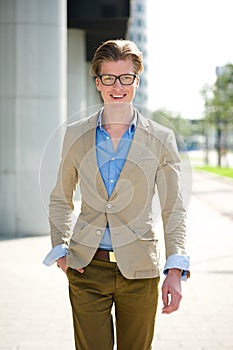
102;103;134;126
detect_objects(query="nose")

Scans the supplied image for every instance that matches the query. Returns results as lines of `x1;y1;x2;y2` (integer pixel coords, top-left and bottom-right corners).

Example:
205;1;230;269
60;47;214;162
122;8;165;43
113;77;123;87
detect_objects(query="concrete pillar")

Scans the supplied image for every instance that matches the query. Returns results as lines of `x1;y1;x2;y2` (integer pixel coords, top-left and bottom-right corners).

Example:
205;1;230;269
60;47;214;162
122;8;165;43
67;29;86;119
86;62;102;111
67;30;101;122
0;0;67;237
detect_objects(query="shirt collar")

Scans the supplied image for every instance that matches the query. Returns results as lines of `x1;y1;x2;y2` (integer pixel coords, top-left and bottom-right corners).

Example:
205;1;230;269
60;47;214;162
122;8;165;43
97;108;137;135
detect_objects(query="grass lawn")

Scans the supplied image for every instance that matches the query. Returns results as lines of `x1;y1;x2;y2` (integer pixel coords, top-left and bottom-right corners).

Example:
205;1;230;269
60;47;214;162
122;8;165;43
195;166;233;179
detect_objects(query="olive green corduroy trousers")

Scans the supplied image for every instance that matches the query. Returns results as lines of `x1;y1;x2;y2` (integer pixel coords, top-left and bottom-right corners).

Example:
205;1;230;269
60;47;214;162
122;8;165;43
67;259;160;350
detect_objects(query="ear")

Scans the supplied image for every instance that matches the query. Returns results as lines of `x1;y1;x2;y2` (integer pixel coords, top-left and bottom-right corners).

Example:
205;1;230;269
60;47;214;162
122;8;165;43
95;77;101;91
135;76;140;89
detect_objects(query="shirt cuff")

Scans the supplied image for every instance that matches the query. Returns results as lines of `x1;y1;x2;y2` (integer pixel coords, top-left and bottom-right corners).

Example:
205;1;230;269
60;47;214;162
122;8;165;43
163;254;190;281
43;244;68;266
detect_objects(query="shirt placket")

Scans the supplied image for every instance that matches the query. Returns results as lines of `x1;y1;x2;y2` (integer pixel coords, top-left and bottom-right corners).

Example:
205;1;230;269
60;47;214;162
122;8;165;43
108;154;116;197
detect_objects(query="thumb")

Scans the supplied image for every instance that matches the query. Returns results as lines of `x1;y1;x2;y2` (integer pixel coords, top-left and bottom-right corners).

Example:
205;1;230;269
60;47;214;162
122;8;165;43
76;267;85;273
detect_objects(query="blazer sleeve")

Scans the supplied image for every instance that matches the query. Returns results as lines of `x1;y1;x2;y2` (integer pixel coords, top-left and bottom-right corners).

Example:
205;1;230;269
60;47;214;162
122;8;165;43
156;130;187;259
49;126;78;248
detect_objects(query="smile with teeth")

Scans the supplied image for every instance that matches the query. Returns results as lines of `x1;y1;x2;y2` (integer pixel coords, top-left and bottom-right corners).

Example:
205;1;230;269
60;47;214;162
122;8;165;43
110;94;126;99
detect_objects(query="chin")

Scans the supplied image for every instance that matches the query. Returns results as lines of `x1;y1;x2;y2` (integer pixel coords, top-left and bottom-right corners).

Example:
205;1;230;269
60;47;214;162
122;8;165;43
105;101;132;108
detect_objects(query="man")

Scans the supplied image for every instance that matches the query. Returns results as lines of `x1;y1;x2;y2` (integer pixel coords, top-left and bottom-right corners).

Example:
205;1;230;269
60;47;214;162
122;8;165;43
44;39;190;350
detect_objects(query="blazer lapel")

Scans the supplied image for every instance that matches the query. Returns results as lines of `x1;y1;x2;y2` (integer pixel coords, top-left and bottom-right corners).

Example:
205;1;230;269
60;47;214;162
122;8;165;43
82;112;109;200
81;111;151;202
109;113;150;200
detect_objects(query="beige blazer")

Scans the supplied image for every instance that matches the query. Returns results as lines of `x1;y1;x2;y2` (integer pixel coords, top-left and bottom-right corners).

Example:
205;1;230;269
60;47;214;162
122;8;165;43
49;110;187;279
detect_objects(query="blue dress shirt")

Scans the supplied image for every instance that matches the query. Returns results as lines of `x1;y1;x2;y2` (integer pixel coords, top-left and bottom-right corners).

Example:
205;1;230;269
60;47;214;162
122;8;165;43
96;113;136;250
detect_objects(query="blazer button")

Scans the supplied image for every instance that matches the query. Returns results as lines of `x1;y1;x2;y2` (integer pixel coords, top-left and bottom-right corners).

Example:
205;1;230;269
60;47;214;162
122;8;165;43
96;230;102;235
106;203;112;209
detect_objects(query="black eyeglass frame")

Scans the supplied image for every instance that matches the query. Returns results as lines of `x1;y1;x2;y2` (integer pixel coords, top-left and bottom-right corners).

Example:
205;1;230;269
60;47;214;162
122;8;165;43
97;73;138;86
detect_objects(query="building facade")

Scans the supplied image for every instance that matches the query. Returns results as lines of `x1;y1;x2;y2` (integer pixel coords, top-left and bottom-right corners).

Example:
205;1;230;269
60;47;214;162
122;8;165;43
0;0;130;237
128;0;148;108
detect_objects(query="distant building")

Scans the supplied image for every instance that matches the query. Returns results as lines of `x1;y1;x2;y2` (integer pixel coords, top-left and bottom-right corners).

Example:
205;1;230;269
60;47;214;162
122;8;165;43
128;0;148;108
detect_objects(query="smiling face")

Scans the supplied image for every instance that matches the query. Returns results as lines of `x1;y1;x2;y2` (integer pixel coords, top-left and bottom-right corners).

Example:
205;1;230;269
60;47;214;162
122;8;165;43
95;60;140;105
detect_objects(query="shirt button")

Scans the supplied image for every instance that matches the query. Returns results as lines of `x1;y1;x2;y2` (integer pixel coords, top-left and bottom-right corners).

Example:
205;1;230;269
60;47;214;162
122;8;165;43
111;157;115;161
106;203;112;209
96;230;102;235
110;179;114;183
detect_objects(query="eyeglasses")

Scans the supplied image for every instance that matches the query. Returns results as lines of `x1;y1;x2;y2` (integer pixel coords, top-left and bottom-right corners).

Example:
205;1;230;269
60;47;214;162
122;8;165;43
97;74;138;86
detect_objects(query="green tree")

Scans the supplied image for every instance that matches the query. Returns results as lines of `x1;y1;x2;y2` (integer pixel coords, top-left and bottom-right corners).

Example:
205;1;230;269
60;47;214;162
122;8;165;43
152;108;192;151
152;109;191;136
201;63;233;166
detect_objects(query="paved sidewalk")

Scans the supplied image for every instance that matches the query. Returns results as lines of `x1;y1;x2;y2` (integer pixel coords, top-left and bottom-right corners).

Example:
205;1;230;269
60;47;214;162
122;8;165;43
1;171;233;349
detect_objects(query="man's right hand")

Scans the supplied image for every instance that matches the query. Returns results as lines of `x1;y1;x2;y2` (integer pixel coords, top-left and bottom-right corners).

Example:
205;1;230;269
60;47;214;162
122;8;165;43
56;256;84;274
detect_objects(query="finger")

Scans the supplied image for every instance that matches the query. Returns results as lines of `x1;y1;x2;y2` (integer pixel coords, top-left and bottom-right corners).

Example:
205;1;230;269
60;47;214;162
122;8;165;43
162;301;179;314
162;291;182;314
162;304;175;314
161;286;169;308
76;268;84;273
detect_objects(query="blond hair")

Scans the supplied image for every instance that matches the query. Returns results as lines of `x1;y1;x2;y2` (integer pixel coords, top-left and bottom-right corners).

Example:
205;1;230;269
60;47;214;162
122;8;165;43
90;39;144;76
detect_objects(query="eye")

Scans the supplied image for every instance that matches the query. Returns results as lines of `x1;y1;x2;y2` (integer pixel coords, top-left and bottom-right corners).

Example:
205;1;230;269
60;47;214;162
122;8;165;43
121;74;135;84
102;75;115;83
123;75;132;80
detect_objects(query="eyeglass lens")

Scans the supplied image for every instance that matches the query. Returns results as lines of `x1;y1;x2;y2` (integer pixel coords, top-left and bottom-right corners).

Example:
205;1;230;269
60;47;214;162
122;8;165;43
100;74;136;86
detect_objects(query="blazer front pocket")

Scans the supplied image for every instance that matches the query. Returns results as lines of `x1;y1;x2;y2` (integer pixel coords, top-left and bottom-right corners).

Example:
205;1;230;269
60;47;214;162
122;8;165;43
132;227;158;241
71;221;105;248
71;220;87;241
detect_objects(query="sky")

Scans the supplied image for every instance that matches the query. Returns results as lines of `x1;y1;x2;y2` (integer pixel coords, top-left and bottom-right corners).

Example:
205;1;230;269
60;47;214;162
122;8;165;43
147;0;233;119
